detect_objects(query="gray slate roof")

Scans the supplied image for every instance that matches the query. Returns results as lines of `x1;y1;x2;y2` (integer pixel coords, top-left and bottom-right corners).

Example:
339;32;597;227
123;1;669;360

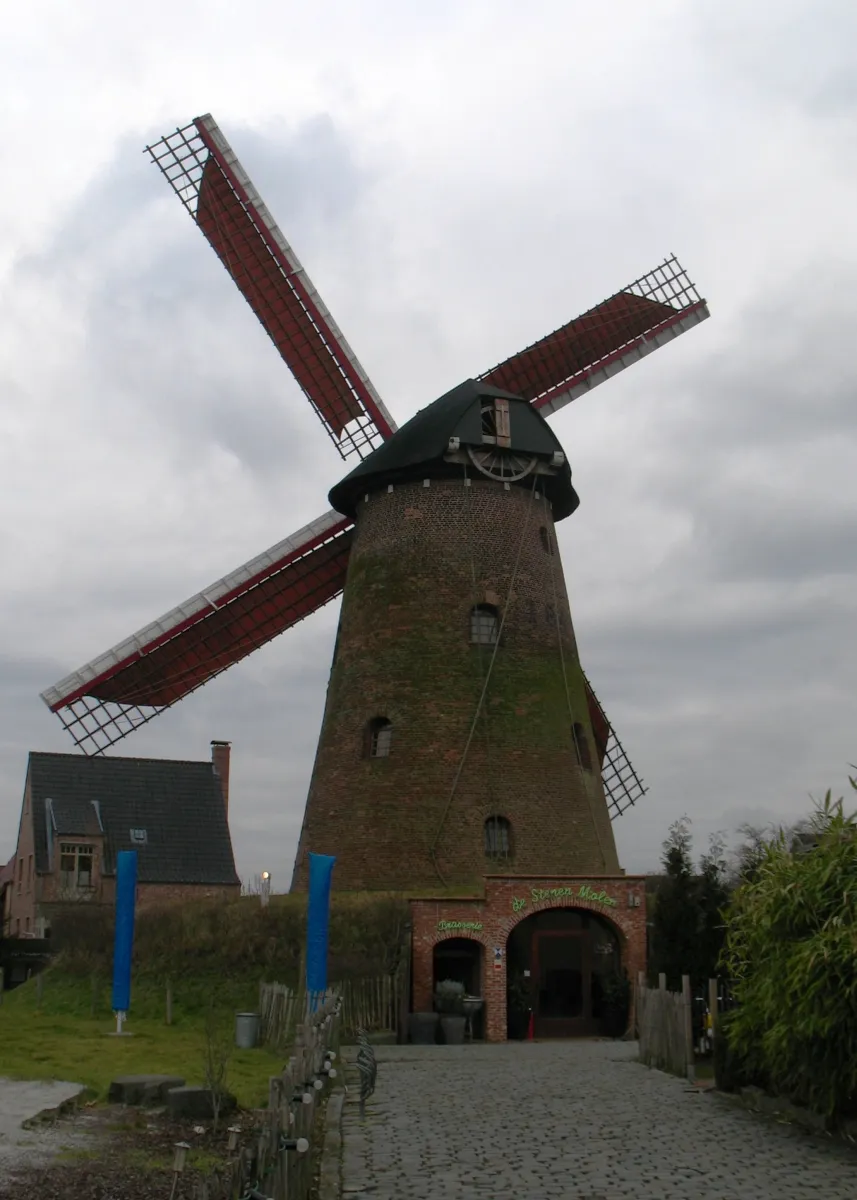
28;752;239;886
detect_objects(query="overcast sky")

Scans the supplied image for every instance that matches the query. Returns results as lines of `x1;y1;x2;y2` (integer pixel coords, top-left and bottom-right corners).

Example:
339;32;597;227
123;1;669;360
2;0;856;887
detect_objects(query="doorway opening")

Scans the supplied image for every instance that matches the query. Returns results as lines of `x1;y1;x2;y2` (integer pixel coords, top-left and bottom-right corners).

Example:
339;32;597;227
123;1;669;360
433;937;484;1039
505;907;622;1037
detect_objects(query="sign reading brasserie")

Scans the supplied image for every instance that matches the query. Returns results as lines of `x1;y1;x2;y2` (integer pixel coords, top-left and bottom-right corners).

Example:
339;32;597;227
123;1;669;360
436;920;484;932
512;884;617;913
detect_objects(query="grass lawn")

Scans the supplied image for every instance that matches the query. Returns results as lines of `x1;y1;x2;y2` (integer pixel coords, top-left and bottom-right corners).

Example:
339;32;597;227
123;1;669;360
0;972;284;1109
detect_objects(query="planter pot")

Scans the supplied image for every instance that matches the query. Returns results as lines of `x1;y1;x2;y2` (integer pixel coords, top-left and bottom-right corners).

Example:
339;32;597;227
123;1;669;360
602;1011;628;1040
507;1010;529;1041
408;1012;439;1045
440;1015;466;1045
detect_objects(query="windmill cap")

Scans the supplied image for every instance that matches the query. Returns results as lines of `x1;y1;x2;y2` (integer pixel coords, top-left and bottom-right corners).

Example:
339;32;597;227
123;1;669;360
329;379;579;520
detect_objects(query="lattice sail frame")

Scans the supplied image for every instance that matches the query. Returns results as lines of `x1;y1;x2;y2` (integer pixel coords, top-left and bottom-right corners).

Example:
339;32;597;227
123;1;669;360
42;512;352;756
481;255;709;418
583;672;647;820
145;115;396;460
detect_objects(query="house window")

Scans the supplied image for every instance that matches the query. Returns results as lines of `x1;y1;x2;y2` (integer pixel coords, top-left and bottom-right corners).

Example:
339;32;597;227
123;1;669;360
365;718;393;759
572;723;593;772
470;604;499;646
129;829;148;846
539;526;554;555
484;816;512;860
59;843;94;890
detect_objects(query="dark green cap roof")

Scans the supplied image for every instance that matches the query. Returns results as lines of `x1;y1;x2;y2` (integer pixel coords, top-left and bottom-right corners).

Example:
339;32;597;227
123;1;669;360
329;379;579;520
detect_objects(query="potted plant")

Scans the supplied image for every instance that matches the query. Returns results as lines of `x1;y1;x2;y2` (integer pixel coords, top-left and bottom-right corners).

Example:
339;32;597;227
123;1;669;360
506;971;531;1040
434;979;466;1044
601;969;631;1038
408;1010;440;1044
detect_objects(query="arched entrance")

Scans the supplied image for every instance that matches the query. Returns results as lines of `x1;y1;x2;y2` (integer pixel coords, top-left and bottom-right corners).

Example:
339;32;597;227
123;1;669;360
505;907;622;1037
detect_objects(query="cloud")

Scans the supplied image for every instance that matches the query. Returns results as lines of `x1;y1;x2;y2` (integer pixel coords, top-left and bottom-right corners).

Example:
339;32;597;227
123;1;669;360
1;0;857;887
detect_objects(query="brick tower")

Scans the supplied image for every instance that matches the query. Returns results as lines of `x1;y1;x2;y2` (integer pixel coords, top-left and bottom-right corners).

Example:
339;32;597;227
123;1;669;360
291;380;620;892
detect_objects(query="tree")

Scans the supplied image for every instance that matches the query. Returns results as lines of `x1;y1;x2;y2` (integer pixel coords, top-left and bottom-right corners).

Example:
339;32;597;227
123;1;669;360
202;1001;232;1133
648;819;729;993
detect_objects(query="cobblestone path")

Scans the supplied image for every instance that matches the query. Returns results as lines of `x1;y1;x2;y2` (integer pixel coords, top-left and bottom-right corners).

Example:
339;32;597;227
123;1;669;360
341;1041;856;1199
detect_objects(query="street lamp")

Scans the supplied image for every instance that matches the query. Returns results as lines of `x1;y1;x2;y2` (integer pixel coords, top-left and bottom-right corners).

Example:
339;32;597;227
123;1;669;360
260;871;271;908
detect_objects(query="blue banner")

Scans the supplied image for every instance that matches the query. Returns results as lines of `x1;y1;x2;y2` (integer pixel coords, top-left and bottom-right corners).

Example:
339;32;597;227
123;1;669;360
112;850;138;1013
306;852;336;1001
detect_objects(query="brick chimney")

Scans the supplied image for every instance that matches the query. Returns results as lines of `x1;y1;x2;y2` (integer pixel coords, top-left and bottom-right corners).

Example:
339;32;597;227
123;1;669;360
210;741;231;818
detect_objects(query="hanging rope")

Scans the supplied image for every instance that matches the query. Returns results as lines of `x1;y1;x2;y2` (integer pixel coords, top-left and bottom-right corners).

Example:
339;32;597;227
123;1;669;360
429;475;540;885
541;490;608;869
462;464;498;817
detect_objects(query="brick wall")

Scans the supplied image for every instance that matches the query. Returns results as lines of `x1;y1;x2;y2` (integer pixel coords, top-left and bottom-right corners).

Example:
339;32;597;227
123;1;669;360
7;777;37;936
411;875;647;1041
292;477;619;891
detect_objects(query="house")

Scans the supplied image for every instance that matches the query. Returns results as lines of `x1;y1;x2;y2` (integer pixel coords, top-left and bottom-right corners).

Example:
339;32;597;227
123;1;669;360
0;855;14;936
6;740;239;937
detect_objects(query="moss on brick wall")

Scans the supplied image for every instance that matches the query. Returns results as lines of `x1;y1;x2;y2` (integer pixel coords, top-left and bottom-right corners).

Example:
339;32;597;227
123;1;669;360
292;477;619;893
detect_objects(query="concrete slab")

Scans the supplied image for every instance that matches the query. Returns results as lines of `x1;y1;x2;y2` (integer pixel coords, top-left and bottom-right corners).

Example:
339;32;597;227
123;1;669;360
166;1085;237;1120
108;1074;186;1106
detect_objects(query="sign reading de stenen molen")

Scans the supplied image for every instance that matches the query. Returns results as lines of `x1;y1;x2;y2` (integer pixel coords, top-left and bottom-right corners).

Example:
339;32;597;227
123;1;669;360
511;884;618;913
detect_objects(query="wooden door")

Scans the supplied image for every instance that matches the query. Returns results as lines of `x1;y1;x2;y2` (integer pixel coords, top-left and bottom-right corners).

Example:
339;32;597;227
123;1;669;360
532;929;597;1037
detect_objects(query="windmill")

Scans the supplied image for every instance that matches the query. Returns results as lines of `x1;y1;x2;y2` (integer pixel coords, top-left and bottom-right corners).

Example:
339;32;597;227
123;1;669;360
40;114;709;890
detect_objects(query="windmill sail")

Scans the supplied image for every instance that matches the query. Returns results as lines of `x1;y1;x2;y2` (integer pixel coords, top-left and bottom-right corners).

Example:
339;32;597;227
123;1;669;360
146;115;396;460
583;674;647;820
41;512;353;755
479;255;708;417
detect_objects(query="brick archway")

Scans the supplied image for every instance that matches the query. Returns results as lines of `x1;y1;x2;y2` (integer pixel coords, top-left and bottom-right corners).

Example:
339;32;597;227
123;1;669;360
410;874;647;1041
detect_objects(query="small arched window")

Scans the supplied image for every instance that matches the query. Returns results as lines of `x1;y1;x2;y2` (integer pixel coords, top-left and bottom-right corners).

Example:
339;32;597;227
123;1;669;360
484;815;511;859
470;604;499;646
539;526;554;555
365;717;393;759
572;722;592;772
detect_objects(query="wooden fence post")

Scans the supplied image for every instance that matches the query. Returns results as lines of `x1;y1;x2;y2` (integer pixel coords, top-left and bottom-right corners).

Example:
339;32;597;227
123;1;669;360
681;975;695;1083
708;977;718;1046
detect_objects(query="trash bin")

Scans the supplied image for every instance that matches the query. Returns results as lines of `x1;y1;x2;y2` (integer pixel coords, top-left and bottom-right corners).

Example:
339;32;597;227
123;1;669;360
235;1012;260;1049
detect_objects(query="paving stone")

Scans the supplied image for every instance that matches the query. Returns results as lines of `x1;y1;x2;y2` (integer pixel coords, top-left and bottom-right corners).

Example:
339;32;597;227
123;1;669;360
340;1042;857;1199
107;1074;186;1105
165;1085;236;1119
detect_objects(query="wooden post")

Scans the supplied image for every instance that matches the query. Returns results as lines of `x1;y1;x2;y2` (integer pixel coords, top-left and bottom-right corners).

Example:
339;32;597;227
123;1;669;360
708;977;718;1045
165;979;173;1026
681;975;695;1083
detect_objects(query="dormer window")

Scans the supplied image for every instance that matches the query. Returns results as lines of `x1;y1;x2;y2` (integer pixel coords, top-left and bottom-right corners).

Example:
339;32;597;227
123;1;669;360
480;398;511;448
59;843;94;890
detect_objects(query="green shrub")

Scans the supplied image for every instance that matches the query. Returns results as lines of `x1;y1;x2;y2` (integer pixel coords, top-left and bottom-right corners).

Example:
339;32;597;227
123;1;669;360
721;786;857;1122
47;892;410;988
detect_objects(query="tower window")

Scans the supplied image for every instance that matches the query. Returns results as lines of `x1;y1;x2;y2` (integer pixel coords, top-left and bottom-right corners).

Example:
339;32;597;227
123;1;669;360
539;526;554;555
470;604;499;646
484;815;511;859
572;723;593;772
365;717;393;759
